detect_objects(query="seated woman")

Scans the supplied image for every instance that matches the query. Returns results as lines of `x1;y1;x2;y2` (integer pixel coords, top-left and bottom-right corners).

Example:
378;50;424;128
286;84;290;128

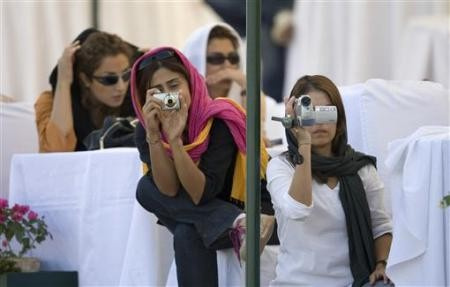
35;28;140;152
183;23;273;146
266;75;393;287
130;47;275;286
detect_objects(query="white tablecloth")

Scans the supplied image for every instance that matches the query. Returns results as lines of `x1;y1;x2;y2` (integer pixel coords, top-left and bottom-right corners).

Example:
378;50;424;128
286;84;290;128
9;148;173;287
385;126;450;286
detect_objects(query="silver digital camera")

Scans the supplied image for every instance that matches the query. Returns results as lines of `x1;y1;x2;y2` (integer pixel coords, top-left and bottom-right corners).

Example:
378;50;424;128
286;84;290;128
153;92;180;110
272;95;337;128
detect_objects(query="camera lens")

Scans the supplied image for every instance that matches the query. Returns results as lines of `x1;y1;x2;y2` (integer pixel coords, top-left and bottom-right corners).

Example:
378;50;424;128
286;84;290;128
165;96;175;107
300;96;311;106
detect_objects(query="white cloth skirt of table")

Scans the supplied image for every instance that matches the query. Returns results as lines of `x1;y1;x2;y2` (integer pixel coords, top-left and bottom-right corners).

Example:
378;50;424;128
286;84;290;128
8;148;174;287
385;126;450;286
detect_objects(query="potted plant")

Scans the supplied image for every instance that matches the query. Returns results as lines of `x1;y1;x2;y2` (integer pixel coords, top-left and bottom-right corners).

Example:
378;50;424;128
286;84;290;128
0;198;52;274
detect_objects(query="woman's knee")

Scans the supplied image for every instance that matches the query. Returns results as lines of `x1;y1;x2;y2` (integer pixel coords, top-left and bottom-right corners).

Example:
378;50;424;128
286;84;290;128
136;176;159;213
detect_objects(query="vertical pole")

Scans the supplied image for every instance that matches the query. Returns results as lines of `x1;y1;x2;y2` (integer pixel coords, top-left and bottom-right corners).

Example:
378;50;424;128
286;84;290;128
246;0;261;286
91;0;98;29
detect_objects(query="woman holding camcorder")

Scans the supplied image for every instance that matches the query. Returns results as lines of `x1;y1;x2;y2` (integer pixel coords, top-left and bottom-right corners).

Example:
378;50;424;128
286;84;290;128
267;75;393;287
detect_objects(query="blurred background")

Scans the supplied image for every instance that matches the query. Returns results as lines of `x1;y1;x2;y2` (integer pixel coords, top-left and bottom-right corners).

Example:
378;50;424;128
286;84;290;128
1;0;448;103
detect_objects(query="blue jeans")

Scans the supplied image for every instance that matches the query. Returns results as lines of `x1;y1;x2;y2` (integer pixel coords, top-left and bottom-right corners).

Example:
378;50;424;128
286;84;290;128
136;176;242;287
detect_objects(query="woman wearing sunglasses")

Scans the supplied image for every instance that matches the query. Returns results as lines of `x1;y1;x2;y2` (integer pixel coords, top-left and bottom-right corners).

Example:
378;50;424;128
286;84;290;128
183;23;275;147
35;29;139;152
130;47;275;286
266;75;393;286
183;23;245;104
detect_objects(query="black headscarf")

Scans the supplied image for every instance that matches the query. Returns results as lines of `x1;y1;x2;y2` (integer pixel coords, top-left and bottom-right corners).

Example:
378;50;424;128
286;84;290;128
286;129;376;287
48;28;141;151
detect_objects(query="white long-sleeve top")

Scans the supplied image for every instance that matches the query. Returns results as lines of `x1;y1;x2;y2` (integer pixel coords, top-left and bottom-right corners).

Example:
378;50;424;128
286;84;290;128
267;155;392;287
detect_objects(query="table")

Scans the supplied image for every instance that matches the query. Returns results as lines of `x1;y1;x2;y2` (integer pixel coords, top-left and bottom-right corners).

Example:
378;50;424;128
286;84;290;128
385;126;450;285
9;148;174;287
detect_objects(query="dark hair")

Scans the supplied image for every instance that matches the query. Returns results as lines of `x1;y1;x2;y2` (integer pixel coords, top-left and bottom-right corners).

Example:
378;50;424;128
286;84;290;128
75;32;133;79
288;75;347;155
136;52;190;107
208;26;239;50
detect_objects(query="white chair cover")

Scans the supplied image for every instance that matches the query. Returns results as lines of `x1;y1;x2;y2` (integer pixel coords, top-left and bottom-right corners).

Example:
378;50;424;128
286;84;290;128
0;101;38;198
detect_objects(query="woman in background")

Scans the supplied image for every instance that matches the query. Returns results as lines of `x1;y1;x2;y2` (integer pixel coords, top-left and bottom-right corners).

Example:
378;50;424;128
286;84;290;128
267;75;393;287
183;23;275;146
35;28;139;152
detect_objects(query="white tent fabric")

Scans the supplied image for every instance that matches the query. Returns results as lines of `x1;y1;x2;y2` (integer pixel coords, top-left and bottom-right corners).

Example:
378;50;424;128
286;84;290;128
394;15;449;88
0;2;90;102
284;1;449;99
0;1;220;103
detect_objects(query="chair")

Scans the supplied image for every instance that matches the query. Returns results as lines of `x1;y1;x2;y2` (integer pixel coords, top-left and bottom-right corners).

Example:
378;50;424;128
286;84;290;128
340;79;449;212
0;101;38;198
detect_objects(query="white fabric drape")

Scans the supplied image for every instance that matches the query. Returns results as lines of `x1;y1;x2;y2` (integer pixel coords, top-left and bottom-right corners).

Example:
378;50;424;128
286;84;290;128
1;1;90;102
385;126;450;286
0;102;38;199
1;1;221;103
99;0;220;51
284;0;449;99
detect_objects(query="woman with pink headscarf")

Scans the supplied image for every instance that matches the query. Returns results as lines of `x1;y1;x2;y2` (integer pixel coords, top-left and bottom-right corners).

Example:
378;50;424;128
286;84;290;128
130;47;276;286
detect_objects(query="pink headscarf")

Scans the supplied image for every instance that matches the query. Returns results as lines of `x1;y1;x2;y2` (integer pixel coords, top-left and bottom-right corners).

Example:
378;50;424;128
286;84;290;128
130;47;247;161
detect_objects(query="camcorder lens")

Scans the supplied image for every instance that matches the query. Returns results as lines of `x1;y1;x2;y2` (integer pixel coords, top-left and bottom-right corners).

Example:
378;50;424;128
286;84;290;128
301;96;311;106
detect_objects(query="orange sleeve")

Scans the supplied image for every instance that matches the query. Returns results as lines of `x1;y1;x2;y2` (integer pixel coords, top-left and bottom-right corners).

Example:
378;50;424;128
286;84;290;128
34;91;77;152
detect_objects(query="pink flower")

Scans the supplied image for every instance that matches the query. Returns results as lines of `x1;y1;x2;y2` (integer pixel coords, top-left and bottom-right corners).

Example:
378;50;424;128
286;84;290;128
11;204;21;213
11;211;23;222
19;205;30;214
27;211;38;221
0;198;8;209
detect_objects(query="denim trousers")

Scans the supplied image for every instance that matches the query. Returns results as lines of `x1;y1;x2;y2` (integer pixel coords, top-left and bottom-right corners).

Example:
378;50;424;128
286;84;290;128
136;175;243;287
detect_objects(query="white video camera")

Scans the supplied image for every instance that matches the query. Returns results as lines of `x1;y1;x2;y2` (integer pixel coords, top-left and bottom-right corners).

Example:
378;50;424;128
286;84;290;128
272;95;337;128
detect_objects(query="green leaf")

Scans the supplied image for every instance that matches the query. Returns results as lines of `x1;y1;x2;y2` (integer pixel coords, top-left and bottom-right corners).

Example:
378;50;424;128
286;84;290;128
5;228;14;241
440;195;450;208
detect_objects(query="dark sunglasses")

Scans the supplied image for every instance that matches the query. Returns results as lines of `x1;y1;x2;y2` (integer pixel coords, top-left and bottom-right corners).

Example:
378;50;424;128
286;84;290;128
92;69;131;86
138;50;176;72
206;52;240;65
